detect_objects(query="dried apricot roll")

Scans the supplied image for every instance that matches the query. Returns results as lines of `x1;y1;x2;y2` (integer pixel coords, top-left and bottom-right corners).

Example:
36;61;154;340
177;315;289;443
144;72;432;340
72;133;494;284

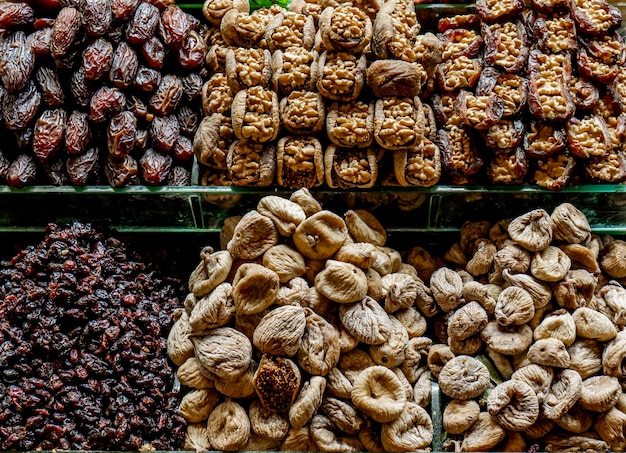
280;90;326;135
455;90;504;131
224;47;272;93
265;11;316;53
393;138;441;187
271;47;319;96
318;5;372;54
324;144;378;189
531;15;577;55
317;51;367;101
374;96;425;150
487;147;528;184
566;115;612;159
532;151;577;191
231;86;280;143
482;20;528;74
276;136;324;189
327;100;375;148
482;118;524;150
226;139;276;186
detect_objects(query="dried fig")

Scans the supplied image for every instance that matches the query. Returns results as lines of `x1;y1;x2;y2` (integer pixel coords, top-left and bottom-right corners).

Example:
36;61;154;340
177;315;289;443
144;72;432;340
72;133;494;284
551;202;591;244
339;296;393;345
293;210;349;259
487;380;539;431
249;400;290;440
298;309;340;376
351;365;407;423
444;399;481;434
207;399;250;450
232;263;280;315
315;260;368;304
253;305;307;357
527;338;570;368
258;195;307;236
193;327;252;381
438;355;490;400
289;376;327;429
254;354;302;412
380;402;433;451
227;210;279;260
507;208;553;252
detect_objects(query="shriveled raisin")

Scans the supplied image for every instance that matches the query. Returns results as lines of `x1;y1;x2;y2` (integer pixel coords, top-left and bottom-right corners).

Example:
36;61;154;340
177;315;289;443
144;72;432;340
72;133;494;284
50;7;82;60
33;109;67;163
109;41;139;89
108;111;137;158
82;38;114;81
140;148;172;185
7;153;37;188
81;0;113;37
149;114;179;151
2;80;41;131
90;86;126;123
149;74;183;116
35;66;65;108
126;2;160;45
65;111;92;155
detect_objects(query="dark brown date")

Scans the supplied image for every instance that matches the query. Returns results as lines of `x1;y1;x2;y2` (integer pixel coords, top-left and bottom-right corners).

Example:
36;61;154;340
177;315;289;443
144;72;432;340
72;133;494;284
435;126;484;184
43;156;68;186
70;67;95;108
524;121;567;158
178;30;206;70
7;153;37;188
67;147;100;185
566;115;612;159
455;90;504;130
150;114;179;151
26;27;52;59
0;31;35;93
135;128;149;152
50;7;82;60
90;86;126;123
126;2;160;45
580;32;626;66
167;165;191;186
176;104;199;137
133;66;161;93
0;148;10;181
482;20;529;74
0;2;34;29
149;74;183;116
487;147;528;184
2;80;41;131
65;111;92;155
439;28;483;59
482;119;525;149
109;41;139;89
181;72;203;102
33;109;67;163
112;0;140;20
108;111;137;158
584;148;626;183
141;36;166;70
81;0;113;37
13;125;33;150
82;38;114;81
577;48;619;85
105;154;139;187
140;148;172;184
35;66;65;108
106;22;127;44
569;76;599;111
172;135;193;162
127;95;149;119
532;15;577;55
571;0;621;37
159;5;190;50
476;67;528;118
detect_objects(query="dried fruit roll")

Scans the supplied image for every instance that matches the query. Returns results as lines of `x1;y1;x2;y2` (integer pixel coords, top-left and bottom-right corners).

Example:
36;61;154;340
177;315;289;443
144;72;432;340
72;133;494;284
566;114;612;159
324;144;378;189
524;120;567;158
439;26;483;61
435;126;484;184
393;138;442;187
374;96;425;150
219;9;268;48
476;0;525;23
226;139;276;186
531;151;578;190
318;5;372;54
487;147;529;184
276;135;324;188
317;51;367;101
327;100;375;148
271;47;319;96
280;90;326;135
531;14;578;55
225;47;272;93
231;86;280;143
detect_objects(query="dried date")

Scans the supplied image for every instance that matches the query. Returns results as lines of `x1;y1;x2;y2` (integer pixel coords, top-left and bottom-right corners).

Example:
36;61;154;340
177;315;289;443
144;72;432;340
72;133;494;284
178;30;206;70
167;165;191;186
108;111;137;158
35;66;65;108
2;80;41;131
65;111;92;155
133;66;161;93
82;38;114;81
81;0;113;37
90;86;126;123
105;154;139;187
43;156;68;186
26;27;52;59
177;105;199;137
6;153;37;188
50;7;82;60
70;68;95;108
149;74;183;116
150;114;180;151
126;2;160;45
0;148;10;181
159;5;191;50
67;147;100;186
109;41;139;89
0;31;35;93
0;2;34;29
112;0;140;20
140;148;172;185
141;36;166;70
33;109;67;163
172;135;193;162
181;73;203;102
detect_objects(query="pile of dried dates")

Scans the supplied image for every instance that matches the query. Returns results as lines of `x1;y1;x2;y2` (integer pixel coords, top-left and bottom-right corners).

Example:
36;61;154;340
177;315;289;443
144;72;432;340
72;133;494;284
170;189;626;452
0;223;186;450
0;0;206;187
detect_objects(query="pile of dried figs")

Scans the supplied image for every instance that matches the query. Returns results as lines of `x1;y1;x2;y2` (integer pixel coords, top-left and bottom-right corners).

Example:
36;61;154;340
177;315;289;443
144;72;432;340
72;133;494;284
170;189;626;452
0;0;206;187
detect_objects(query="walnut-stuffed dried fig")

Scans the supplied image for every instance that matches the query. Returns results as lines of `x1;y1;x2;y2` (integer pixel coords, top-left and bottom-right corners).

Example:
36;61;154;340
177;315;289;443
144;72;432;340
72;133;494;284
254;354;302;412
280;91;326;136
579;375;621;413
289;376;327;429
439;355;490;400
461;412;506;452
319;5;372;54
369;316;409;368
430;267;464;312
569;338;603;379
374;96;425;150
447;301;488;342
193;113;233;170
272;48;319;97
444;399;480;435
595;407;626;452
481;321;533;355
371;0;420;62
487;380;539;431
231;86;280;143
168;310;194;366
380;402;432;451
225;47;272;92
189;282;234;332
202;0;249;26
290;187;322;217
258;195;306;237
310;414;364;452
573;307;617;342
393;138;442;188
249;399;289;440
511;364;553;404
321;396;363;434
326;100;375;148
600;240;626;278
317;51;367;101
207;399;250;450
508;208;553;252
366;59;425;98
232;263;279;315
178;388;221;423
276;135;324;189
315;260;368;304
184;423;212;452
351;365;407;423
324;145;379;189
543;368;583;421
339;296;392;345
227;210;278;260
265;11;316;53
193;327;252;381
293;210;348;260
253;305;307;356
298;309;340;376
533;309;576;347
527;338;570;368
